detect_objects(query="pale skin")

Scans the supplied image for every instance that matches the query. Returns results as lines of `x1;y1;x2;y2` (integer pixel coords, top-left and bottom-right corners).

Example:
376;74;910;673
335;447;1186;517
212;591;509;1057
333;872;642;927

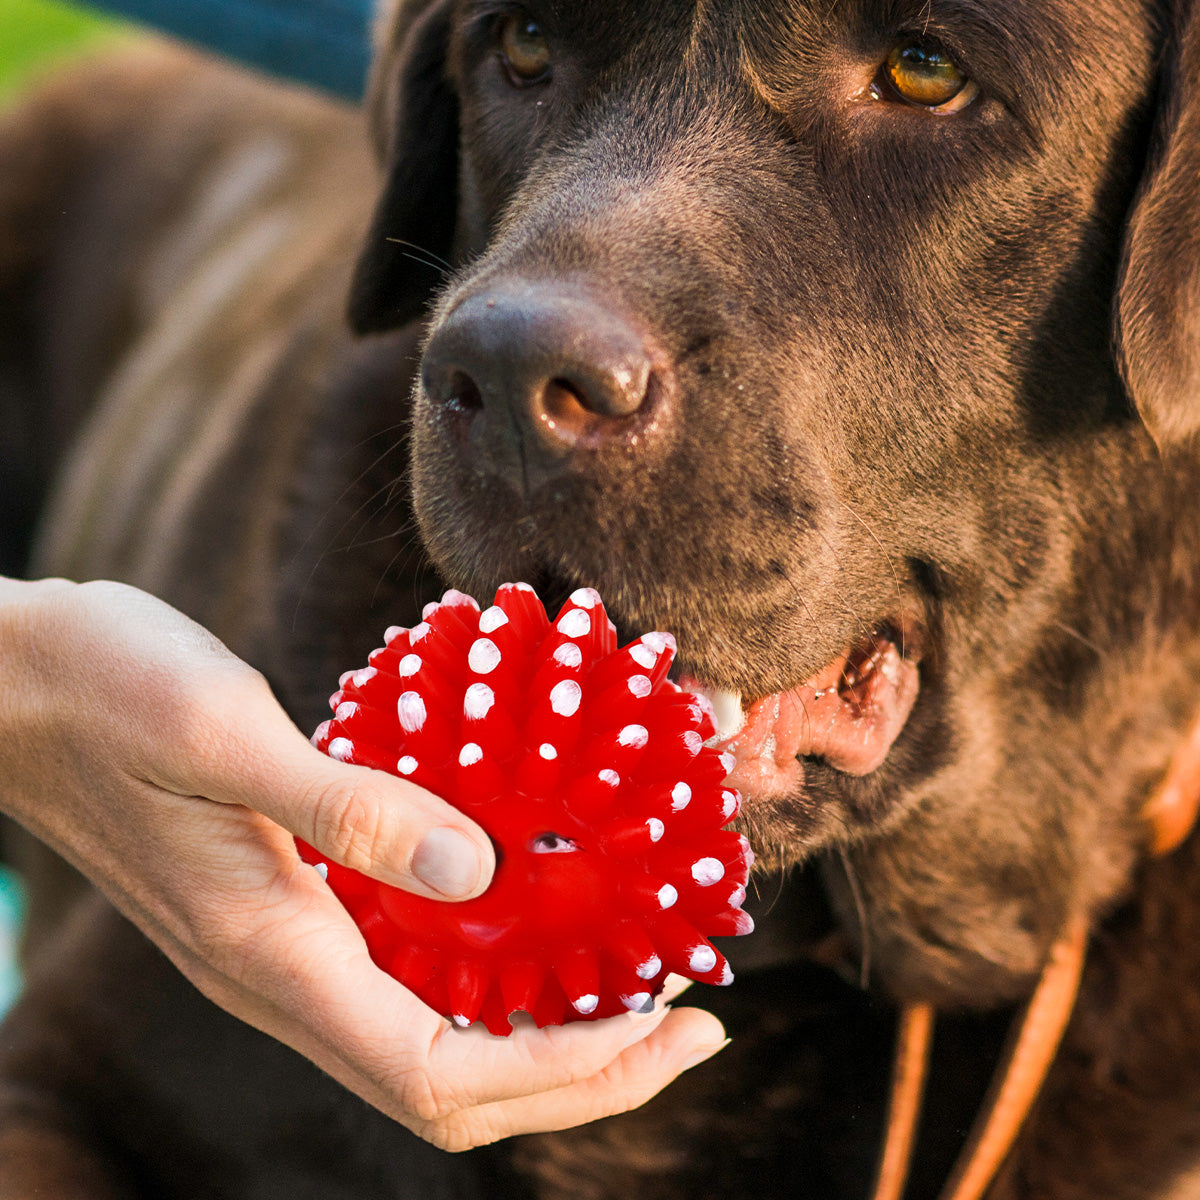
0;576;728;1152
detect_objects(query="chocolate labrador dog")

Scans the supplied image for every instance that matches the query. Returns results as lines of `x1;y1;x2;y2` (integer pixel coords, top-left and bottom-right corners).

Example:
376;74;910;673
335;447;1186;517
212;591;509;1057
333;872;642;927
2;0;1200;1195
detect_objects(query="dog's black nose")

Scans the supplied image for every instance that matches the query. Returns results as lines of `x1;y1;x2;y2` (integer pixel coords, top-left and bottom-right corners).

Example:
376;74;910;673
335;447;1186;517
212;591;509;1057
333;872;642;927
421;282;657;473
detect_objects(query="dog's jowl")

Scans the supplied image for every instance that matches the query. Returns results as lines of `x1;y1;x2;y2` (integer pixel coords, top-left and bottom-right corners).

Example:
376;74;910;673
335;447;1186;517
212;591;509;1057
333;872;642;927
2;0;1200;1196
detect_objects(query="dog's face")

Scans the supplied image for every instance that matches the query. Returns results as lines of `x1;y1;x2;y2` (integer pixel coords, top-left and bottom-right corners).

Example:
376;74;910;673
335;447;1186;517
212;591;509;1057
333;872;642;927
346;0;1200;1007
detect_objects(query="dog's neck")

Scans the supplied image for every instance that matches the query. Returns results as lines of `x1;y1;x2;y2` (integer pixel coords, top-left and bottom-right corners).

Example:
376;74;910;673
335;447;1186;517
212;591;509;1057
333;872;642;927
870;709;1200;1200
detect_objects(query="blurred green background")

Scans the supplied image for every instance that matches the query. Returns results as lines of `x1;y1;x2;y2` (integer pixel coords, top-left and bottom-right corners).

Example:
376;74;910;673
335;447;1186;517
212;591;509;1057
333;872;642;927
0;0;126;101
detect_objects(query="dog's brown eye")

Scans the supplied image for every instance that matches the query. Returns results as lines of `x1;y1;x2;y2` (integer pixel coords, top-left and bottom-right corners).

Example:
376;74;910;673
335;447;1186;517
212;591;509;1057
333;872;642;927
498;13;551;84
884;42;977;112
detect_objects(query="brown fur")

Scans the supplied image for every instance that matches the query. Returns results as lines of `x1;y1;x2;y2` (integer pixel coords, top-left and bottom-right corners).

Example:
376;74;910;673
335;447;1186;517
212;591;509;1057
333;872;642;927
1;0;1199;1194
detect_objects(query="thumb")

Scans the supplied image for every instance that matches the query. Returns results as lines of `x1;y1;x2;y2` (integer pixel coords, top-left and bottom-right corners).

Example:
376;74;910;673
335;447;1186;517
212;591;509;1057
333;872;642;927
288;745;497;901
202;675;496;902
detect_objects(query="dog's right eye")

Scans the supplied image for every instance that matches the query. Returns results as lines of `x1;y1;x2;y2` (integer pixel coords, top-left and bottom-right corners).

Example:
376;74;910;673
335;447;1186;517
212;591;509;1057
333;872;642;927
878;40;978;114
498;13;552;85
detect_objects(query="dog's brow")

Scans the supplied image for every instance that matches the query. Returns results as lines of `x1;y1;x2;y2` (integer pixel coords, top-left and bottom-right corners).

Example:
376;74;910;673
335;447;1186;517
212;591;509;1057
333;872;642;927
686;0;717;64
864;0;1090;88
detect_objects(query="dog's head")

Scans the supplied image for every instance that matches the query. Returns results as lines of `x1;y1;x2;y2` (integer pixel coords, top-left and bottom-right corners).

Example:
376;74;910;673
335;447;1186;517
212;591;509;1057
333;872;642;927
345;0;1200;1007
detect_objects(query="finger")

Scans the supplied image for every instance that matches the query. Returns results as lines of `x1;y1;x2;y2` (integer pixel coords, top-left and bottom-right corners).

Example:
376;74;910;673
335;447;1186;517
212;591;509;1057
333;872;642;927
414;1007;730;1152
278;744;496;901
151;669;496;901
196;870;695;1113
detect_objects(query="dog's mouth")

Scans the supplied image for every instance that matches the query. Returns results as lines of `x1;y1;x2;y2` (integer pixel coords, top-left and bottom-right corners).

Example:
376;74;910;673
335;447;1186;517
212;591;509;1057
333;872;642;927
680;620;923;800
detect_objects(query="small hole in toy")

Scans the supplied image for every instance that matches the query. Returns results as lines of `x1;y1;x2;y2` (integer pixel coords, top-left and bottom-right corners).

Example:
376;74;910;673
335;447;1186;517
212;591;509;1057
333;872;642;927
530;832;579;854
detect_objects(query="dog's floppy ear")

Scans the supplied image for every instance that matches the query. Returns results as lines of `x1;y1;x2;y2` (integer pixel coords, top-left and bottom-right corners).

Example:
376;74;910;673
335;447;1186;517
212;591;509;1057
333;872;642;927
1114;0;1200;446
347;0;458;335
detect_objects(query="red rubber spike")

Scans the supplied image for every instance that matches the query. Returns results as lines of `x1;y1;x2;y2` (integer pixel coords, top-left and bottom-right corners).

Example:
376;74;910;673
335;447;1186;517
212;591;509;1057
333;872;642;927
576;722;652;780
473;601;528;669
461;681;520;759
531;980;568;1029
479;988;515;1037
602;957;660;1014
493;582;551;644
447;959;490;1028
646;691;718;742
425;591;482;648
323;701;401;755
515;742;561;796
631;727;706;783
643;910;727;983
600;814;667;857
658;784;743;840
527;675;586;760
499;960;545;1018
618;872;681;916
528;632;586;690
406;622;471;682
321;734;401;775
455;741;507;805
582;672;654;729
586;635;672;695
604;921;664;983
563;768;624;823
297;583;754;1034
554;947;601;1016
702;908;756;937
555;589;611;659
395;649;463;717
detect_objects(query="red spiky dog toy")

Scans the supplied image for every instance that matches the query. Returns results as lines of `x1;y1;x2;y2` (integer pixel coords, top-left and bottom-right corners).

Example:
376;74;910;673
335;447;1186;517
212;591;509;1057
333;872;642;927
296;584;753;1036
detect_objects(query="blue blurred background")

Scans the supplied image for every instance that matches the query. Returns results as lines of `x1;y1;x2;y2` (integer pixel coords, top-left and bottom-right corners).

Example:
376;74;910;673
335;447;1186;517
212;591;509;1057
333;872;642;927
83;0;373;97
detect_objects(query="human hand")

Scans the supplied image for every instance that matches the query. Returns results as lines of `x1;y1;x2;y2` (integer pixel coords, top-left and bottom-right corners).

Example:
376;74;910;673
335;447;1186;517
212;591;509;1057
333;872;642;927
0;577;728;1149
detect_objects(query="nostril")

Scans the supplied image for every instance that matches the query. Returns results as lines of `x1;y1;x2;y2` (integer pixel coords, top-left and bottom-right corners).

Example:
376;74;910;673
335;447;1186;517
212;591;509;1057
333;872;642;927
537;363;655;446
447;370;484;413
545;379;586;415
545;349;651;422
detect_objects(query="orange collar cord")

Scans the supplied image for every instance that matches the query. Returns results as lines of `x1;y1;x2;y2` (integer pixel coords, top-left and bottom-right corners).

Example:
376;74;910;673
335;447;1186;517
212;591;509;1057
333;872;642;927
869;706;1200;1200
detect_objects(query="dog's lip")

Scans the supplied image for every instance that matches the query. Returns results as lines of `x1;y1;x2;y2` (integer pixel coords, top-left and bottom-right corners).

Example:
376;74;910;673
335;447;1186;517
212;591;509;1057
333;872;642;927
680;621;922;800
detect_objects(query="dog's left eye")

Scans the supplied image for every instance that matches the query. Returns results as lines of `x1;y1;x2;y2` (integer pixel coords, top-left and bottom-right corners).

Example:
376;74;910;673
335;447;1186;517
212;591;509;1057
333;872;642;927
498;13;551;85
877;40;979;114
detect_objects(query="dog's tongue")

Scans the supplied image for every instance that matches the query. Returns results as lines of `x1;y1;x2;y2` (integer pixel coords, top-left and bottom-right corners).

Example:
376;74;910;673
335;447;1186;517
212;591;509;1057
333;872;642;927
682;634;920;798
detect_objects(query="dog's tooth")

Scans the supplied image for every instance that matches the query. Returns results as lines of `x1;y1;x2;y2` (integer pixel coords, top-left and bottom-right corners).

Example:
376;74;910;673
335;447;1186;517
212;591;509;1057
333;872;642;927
709;689;745;741
685;682;745;743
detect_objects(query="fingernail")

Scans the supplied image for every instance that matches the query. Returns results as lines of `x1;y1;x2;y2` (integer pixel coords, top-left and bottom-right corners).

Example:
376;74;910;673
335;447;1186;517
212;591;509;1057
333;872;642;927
411;827;488;899
681;1037;731;1072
